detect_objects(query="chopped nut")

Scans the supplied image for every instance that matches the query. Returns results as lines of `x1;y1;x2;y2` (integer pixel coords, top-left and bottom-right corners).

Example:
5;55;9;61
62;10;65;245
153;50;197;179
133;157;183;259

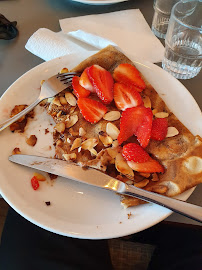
103;111;121;121
65;92;77;106
59;96;68;105
155;112;169;118
63;153;77;161
106;123;120;140
40;80;45;86
151;173;159;182
54;122;66;133
134;179;149;188
12;147;21;155
26;135;37;146
99;133;113;147
52;97;61;106
142;95;151;108
79;127;86;136
33;172;46;181
56;139;62;146
166;127;179;137
69;127;79;137
70;138;82;151
60;67;69;74
65;115;78;128
115;153;134;179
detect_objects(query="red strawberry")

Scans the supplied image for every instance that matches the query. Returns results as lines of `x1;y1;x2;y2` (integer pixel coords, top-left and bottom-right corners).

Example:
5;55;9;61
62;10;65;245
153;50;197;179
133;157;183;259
113;63;146;90
79;68;95;92
77;97;107;124
151;118;168;141
88;65;114;104
122;143;150;163
127;158;164;173
72;76;90;98
118;106;153;148
114;83;143;111
31;176;39;190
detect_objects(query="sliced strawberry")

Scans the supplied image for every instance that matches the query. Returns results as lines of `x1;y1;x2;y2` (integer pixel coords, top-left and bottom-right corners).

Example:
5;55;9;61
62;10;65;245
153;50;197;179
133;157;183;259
151;118;168;141
77;97;107;124
127;158;164;173
72;76;90;98
31;176;39;190
79;68;95;92
88;65;114;104
122;143;150;163
113;63;146;90
118;106;153;148
114;83;143;111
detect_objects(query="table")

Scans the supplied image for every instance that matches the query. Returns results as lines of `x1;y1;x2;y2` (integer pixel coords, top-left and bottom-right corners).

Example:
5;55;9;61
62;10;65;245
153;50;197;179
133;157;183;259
0;0;202;226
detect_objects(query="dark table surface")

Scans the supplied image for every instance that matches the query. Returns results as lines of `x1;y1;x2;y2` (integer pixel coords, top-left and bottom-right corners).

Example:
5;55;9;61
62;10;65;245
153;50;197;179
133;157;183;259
0;0;202;226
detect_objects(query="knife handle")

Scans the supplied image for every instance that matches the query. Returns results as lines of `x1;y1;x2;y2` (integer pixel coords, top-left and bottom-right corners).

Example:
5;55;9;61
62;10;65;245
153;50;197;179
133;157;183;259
122;185;202;223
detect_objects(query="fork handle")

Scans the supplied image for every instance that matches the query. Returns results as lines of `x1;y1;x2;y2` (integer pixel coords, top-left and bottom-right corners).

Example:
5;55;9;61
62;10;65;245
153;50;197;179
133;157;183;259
0;97;42;132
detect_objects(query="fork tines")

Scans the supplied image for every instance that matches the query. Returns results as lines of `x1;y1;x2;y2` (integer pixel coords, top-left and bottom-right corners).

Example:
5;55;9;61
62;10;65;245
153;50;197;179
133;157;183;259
57;72;80;84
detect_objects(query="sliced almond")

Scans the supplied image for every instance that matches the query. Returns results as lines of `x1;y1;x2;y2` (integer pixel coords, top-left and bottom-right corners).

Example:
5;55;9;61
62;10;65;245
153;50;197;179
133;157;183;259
115;153;134;179
126;180;134;185
57;111;62;118
89;148;98;156
166;127;179;138
81;138;99;150
70;138;81;151
106;123;120;140
151;173;159;182
107;148;119;159
134;179;149;188
152;109;158;115
65;92;77;106
79;127;86;136
69;127;79;137
99;133;113;147
155;112;169;118
142;95;151;108
112;140;119;148
150;185;168;194
54;122;66;133
47;97;54;103
60;96;68;105
66;138;71;144
52;97;61;107
63;153;77;161
139;173;151;178
103;111;121;121
60;67;69;74
65;115;78;128
69;106;76;115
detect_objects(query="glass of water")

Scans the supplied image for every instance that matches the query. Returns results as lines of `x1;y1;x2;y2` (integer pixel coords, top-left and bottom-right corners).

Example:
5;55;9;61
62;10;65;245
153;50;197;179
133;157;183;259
162;0;202;79
152;0;180;39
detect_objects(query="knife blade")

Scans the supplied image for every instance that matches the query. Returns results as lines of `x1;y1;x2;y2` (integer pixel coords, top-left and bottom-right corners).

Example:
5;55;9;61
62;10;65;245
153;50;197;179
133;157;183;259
9;154;202;223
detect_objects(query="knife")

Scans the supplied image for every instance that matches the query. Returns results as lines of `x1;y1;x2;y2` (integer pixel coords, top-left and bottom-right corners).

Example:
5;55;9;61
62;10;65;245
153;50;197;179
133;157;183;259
9;154;202;223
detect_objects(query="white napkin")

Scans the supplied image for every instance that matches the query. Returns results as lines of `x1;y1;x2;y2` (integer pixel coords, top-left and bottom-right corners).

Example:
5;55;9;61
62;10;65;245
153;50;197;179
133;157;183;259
25;9;164;63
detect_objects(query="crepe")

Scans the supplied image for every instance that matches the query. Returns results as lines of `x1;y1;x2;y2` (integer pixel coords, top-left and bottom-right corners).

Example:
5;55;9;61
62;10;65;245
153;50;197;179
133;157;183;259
45;45;202;208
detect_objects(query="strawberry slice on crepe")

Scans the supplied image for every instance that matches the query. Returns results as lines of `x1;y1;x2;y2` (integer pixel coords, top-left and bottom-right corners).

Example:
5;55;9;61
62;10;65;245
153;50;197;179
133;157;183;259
122;143;150;163
118;106;153;148
79;68;95;92
77;97;107;124
88;65;114;104
72;76;91;98
127;158;164;173
151;118;168;141
114;83;143;111
113;63;146;90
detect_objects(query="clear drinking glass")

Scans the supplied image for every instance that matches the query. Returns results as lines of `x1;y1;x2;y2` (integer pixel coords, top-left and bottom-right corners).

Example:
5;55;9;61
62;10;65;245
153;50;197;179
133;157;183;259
162;0;202;79
152;0;180;39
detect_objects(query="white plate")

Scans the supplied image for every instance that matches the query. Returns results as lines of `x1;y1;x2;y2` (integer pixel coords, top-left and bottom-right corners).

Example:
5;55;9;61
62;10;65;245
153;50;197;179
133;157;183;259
0;51;201;240
71;0;128;5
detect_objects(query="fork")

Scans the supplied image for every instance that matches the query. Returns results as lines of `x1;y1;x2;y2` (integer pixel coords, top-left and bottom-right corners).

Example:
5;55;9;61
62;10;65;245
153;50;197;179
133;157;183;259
0;72;79;132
